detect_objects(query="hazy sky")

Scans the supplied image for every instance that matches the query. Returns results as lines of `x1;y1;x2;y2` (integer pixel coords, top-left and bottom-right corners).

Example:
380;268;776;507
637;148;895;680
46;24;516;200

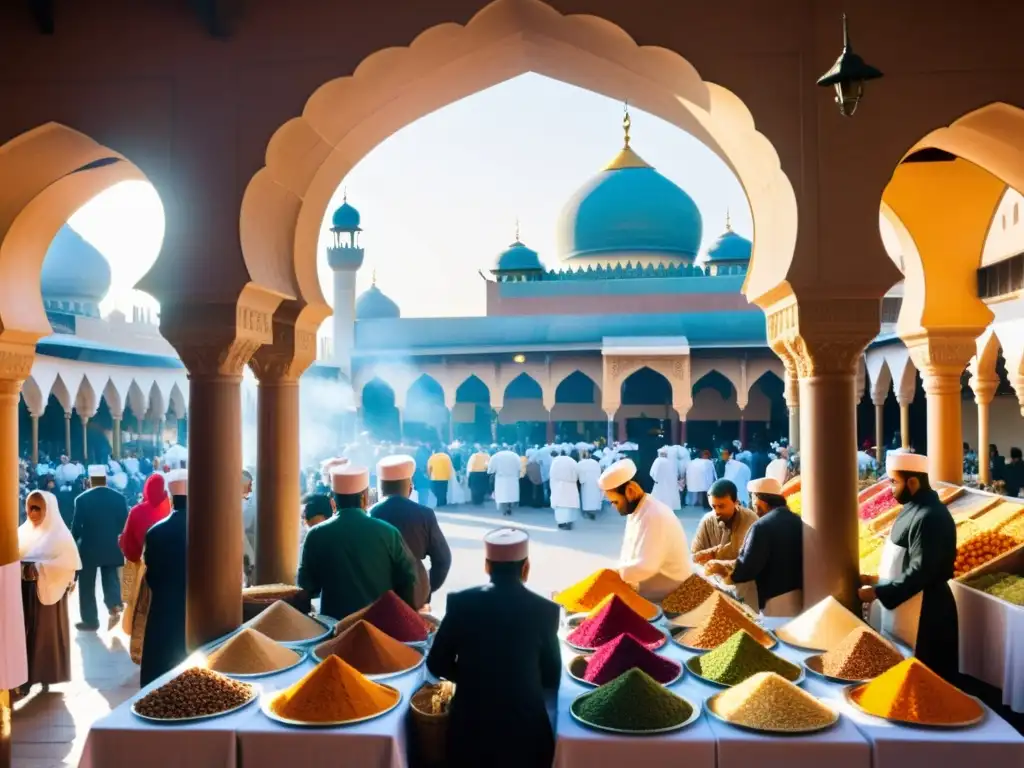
68;73;752;321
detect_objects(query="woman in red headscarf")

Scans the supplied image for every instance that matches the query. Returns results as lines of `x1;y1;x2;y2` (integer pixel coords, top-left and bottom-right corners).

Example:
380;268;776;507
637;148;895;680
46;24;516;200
118;474;171;657
119;474;171;563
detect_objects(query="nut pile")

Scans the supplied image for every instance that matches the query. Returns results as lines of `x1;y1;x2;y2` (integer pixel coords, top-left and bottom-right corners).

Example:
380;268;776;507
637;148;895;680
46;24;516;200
661;574;716;614
819;627;903;680
134;667;253;720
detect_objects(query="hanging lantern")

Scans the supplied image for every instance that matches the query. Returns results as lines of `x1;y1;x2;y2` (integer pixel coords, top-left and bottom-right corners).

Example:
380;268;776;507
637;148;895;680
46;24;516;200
817;14;884;117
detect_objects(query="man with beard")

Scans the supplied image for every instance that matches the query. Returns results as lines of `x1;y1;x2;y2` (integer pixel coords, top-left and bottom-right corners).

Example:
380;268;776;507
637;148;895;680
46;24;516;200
691;479;759;607
599;459;690;602
859;453;959;683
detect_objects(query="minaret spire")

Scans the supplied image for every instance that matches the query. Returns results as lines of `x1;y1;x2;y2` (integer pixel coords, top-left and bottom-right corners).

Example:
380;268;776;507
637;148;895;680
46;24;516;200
725;208;732;232
622;100;631;149
515;217;521;243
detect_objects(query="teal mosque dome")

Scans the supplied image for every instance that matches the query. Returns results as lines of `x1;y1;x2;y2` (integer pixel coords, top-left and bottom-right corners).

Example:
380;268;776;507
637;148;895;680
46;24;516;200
556;111;702;266
41;226;111;316
331;195;361;232
705;216;752;264
493;227;543;273
356;277;400;320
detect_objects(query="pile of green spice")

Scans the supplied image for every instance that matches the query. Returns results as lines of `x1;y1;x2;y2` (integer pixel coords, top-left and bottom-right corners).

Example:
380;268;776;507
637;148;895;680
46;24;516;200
690;630;800;686
574;669;693;731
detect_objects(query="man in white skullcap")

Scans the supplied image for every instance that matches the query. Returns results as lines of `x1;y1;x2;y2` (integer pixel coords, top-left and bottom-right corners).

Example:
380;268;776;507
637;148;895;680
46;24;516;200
71;465;128;631
427;527;560;768
297;465;416;620
859;452;959;683
706;476;803;616
370;454;451;609
599;459;691;601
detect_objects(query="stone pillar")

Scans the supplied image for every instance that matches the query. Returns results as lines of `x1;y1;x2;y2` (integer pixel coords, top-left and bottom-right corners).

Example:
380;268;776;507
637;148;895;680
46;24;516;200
491;407;500;442
783;367;800;451
546;417;555;443
678;419;687;445
30;415;39;466
905;334;977;484
249;306;320;588
739;415;748;448
112;417;122;459
80;415;89;463
158;417;166;452
768;299;879;611
63;412;72;457
970;368;999;486
397;409;404;443
163;296;276;649
605;413;614;445
873;401;885;464
899;403;911;449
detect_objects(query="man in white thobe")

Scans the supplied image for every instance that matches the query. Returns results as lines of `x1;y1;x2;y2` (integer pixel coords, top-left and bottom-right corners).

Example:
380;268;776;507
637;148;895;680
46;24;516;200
718;448;752;506
650;447;681;511
549;453;581;530
599;458;691;601
55;455;81;489
576;450;602;520
488;449;521;517
674;445;691;488
685;451;716;507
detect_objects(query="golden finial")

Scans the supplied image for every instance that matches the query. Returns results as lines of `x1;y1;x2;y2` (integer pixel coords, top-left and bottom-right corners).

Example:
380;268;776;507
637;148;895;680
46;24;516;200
725;208;732;232
343;187;348;203
515;217;521;243
622;100;632;149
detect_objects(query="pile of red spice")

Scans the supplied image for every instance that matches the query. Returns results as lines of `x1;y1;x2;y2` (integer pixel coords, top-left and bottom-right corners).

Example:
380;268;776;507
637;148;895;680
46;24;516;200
362;591;430;642
584;633;680;685
567;595;663;650
859;488;897;521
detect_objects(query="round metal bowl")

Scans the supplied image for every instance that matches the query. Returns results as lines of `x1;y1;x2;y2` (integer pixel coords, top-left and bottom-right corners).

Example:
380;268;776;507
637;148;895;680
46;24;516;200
566;654;683;688
215;648;308;680
684;654;804;689
705;690;839;735
669;625;777;652
802;653;896;685
404;614;439;650
131;685;258;724
311;645;426;680
562;625;668;654
260;684;403;728
843;684;987;729
569;690;701;735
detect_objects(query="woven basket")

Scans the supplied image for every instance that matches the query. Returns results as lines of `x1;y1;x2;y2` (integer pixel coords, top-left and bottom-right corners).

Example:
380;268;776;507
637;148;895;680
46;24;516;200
409;685;450;768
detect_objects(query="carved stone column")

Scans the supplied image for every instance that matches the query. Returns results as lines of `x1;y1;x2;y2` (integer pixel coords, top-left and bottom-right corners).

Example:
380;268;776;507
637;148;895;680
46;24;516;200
872;398;885;464
249;306;318;586
63;412;72;457
904;334;977;484
162;295;276;649
969;362;999;486
491;407;500;442
30;415;39;466
80;415;90;463
0;344;35;567
767;298;880;611
782;361;800;451
111;417;122;460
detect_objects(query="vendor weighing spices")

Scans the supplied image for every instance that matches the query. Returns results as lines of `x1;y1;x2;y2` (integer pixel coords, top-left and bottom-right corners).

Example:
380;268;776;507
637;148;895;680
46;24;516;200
858;453;959;683
297;465;416;621
599;459;691;602
427;528;560;768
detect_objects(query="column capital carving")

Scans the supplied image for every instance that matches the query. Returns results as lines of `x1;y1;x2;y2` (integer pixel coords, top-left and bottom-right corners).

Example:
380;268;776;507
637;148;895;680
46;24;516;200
162;291;280;379
903;332;976;395
766;297;879;378
0;340;36;383
249;301;321;383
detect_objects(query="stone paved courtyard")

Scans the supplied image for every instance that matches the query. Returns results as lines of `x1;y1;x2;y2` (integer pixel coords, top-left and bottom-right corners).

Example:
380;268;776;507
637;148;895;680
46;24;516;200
11;503;707;767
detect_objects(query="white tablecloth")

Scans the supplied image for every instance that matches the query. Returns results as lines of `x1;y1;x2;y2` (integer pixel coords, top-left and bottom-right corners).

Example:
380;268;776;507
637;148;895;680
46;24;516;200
951;579;1024;712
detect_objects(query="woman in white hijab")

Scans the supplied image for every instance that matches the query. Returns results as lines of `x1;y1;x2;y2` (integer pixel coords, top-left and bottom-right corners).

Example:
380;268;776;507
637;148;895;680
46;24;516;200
17;490;80;694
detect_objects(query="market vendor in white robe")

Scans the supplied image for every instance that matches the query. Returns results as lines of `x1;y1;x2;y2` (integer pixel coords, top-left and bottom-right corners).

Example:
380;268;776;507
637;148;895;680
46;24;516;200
488;449;521;516
549;454;581;530
600;459;691;601
685;452;716;506
576;450;602;520
650;447;681;511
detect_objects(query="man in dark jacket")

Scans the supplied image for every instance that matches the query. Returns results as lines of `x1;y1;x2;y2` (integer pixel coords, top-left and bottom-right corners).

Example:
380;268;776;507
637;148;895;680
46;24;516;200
72;466;129;631
297;465;416;620
427;528;560;768
859;452;959;683
141;469;188;686
706;476;803;615
370;455;452;609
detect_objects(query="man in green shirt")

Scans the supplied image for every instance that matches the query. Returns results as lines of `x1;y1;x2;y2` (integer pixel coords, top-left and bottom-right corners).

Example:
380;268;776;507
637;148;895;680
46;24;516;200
297;465;417;619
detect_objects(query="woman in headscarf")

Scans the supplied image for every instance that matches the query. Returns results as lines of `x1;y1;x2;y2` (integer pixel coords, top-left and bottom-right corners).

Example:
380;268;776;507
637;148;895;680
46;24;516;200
17;490;80;695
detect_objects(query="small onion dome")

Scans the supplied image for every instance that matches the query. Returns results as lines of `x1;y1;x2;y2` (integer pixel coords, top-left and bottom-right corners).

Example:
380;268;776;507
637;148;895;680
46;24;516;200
493;239;543;272
42;225;112;303
331;199;361;232
355;283;400;320
705;215;752;264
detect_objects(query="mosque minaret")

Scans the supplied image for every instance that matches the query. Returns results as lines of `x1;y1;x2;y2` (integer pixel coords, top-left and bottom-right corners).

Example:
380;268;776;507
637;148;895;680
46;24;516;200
325;192;364;378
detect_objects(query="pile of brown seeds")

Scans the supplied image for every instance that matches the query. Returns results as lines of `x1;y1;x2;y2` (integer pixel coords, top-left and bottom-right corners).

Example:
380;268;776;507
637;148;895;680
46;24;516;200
820;627;903;680
681;594;773;650
134;668;254;720
661;575;716;614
